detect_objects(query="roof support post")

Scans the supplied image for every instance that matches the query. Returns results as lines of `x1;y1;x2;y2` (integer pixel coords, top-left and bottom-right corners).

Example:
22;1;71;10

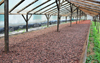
22;14;32;32
80;10;81;23
70;3;73;27
85;14;87;20
99;13;100;20
56;0;60;32
26;14;28;32
81;12;83;21
59;16;61;24
84;13;85;21
66;16;67;22
93;16;96;26
76;7;78;24
45;14;51;27
4;0;9;53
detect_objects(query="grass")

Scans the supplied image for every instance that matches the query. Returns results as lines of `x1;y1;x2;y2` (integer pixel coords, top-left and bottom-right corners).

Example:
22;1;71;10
23;29;26;33
41;25;47;27
86;21;100;63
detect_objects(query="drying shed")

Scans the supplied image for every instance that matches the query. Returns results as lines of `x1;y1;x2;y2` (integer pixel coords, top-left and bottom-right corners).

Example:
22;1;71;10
0;0;100;53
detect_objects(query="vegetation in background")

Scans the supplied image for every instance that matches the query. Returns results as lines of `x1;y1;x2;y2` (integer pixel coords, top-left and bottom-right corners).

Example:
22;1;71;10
86;21;100;63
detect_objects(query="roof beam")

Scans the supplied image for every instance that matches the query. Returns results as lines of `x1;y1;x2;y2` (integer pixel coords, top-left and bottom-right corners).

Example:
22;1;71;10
86;0;100;4
33;1;55;14
41;1;69;14
27;0;50;13
79;6;100;13
17;0;38;13
80;8;99;16
71;1;100;11
44;3;70;14
9;0;25;13
0;0;4;5
71;1;100;9
77;0;100;7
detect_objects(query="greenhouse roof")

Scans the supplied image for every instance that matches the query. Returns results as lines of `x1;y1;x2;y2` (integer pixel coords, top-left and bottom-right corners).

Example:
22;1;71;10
0;0;99;17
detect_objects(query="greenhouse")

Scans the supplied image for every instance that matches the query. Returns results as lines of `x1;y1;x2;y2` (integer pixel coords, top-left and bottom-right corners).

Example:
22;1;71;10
0;0;100;63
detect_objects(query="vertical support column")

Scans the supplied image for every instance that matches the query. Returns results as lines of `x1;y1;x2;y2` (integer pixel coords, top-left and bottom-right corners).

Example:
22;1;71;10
94;16;96;26
82;12;83;21
4;0;9;53
84;13;85;21
99;13;100;33
86;14;87;20
80;10;81;23
45;14;51;27
84;13;86;20
70;3;73;27
59;16;61;24
99;13;100;20
56;0;60;32
83;12;85;21
22;14;32;32
26;14;28;32
66;16;67;22
76;7;78;24
83;13;84;21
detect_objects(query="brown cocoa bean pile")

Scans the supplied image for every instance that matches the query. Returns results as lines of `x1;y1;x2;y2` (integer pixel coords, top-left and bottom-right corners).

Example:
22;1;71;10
0;20;90;63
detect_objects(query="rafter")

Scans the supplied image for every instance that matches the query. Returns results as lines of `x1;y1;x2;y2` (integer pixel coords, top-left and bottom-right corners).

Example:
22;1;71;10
86;0;100;4
0;0;4;5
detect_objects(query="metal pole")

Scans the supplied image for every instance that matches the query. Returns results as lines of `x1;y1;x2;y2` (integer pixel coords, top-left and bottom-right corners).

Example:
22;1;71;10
4;0;9;53
26;14;28;32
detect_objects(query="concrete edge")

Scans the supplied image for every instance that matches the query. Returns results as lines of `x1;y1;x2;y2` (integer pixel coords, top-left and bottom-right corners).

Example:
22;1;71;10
83;24;91;63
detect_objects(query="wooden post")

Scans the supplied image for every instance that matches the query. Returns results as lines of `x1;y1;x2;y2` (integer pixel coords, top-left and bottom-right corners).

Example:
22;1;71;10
76;7;78;24
94;16;96;26
45;14;51;27
99;13;100;20
86;14;87;20
82;12;83;21
83;12;85;21
84;13;85;21
22;14;32;32
59;16;61;24
66;16;67;22
26;14;28;32
99;13;100;33
4;0;9;53
56;0;60;32
80;10;81;23
70;3;73;27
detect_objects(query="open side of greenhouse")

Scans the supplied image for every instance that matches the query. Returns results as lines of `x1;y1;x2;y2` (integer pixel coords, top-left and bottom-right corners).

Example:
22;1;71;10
0;0;100;63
